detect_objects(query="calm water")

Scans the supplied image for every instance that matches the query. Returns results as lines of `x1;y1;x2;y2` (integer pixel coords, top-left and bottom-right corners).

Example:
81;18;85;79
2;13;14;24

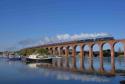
0;56;125;84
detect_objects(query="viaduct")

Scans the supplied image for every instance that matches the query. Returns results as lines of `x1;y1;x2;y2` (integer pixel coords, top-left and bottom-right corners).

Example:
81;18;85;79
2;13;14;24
24;39;125;72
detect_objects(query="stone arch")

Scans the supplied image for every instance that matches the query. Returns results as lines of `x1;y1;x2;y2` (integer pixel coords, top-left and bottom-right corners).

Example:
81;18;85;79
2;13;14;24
55;47;58;56
45;47;49;51
92;43;100;71
58;46;65;56
49;47;53;55
113;41;124;57
73;44;82;69
83;44;90;57
52;47;56;56
62;46;66;56
82;44;90;70
68;45;73;56
65;45;77;69
74;44;81;57
102;42;111;57
113;41;124;69
59;46;63;56
57;47;61;56
102;42;112;71
63;46;70;68
92;43;100;57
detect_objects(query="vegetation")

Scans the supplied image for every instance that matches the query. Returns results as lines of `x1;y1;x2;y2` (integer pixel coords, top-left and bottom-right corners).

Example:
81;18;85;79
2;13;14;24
17;48;49;56
35;48;49;55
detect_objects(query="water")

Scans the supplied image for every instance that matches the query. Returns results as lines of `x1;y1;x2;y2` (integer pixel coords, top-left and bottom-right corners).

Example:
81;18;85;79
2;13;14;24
0;56;125;84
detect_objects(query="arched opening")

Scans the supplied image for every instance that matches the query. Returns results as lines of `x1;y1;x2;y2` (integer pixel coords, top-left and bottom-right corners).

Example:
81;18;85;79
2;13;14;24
45;48;49;51
92;44;100;71
50;48;53;55
55;47;58;56
59;47;63;56
75;45;81;69
114;42;124;70
102;43;112;71
68;46;73;68
57;47;60;56
62;47;66;56
68;46;72;57
83;44;90;70
56;46;65;67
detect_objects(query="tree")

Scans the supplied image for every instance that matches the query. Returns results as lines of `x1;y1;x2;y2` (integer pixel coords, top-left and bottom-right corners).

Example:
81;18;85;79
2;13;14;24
18;48;49;56
35;48;49;55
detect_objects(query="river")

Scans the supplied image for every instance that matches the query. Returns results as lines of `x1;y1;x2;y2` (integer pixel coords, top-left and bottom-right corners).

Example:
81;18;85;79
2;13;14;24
0;56;125;84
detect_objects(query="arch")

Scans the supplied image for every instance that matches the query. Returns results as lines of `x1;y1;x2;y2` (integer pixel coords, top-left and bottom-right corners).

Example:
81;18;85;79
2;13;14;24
59;46;63;56
82;44;90;70
92;43;100;71
57;47;61;56
102;42;112;72
52;47;56;56
114;42;124;56
63;46;70;68
75;45;81;57
114;42;124;69
83;44;90;57
55;47;58;56
66;45;77;69
45;48;49;51
92;44;100;57
68;46;73;56
49;47;53;55
62;47;66;56
102;42;111;57
74;45;82;69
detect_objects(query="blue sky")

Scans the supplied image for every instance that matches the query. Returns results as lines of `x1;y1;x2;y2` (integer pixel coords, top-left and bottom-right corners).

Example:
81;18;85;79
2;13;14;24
0;0;125;50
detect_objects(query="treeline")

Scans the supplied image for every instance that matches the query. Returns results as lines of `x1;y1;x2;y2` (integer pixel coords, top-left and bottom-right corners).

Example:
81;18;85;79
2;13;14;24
17;48;49;56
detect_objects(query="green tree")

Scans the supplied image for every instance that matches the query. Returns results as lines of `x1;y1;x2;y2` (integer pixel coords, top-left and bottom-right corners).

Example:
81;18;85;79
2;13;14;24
18;48;49;56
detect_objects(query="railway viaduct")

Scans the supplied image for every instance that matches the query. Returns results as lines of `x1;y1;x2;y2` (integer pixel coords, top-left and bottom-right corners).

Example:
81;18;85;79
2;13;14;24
24;39;125;72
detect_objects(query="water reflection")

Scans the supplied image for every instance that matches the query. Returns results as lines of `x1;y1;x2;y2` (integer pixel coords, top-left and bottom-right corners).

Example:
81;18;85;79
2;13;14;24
0;56;125;84
26;62;110;83
25;56;125;83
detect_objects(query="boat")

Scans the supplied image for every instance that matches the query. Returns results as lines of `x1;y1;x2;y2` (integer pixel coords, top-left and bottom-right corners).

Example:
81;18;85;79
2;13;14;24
25;54;52;63
8;55;21;61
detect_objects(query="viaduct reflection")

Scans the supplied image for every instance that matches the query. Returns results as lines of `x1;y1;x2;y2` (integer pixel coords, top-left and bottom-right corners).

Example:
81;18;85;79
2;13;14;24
27;62;110;83
27;58;115;76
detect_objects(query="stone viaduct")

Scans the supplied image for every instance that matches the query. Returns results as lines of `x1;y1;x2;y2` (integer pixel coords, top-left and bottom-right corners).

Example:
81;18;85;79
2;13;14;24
24;39;125;72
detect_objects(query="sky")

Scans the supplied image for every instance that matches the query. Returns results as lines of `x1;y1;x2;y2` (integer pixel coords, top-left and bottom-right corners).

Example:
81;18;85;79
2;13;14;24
0;0;125;51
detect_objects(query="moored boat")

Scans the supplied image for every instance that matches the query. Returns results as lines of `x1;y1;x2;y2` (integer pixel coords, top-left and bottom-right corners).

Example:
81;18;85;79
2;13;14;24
9;58;21;61
8;55;21;61
25;54;52;63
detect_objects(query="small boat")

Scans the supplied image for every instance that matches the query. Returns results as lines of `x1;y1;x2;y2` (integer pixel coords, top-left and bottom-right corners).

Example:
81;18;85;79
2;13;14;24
8;55;21;61
25;54;52;63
